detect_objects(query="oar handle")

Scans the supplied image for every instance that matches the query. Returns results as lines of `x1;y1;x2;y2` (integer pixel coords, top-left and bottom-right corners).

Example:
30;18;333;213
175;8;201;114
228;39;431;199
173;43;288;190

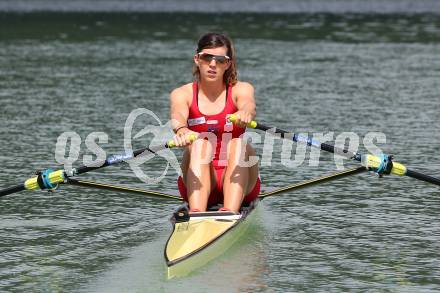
227;114;258;129
166;134;197;148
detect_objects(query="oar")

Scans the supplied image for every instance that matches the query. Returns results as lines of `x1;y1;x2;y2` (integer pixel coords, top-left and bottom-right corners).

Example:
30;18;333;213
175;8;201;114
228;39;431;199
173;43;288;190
0;136;196;197
228;115;440;187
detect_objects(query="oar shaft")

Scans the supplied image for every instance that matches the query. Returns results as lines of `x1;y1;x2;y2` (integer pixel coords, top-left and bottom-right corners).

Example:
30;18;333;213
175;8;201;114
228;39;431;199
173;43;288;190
0;184;25;197
72;135;197;176
254;123;361;161
74;144;168;176
406;169;440;186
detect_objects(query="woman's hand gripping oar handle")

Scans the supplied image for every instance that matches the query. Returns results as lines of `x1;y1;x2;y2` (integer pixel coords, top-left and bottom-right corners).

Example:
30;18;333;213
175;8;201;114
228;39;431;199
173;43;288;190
166;134;197;148
227;114;258;129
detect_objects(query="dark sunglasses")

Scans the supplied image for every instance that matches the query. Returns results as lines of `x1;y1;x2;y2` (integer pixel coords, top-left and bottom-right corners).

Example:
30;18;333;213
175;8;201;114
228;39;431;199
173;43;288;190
198;52;231;64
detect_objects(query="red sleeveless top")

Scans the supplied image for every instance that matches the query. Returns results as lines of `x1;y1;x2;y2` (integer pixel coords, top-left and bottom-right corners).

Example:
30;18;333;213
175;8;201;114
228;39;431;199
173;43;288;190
187;81;245;168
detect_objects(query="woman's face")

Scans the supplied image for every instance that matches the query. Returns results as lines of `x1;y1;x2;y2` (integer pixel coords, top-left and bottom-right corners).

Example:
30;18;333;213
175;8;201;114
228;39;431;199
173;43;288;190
194;46;231;83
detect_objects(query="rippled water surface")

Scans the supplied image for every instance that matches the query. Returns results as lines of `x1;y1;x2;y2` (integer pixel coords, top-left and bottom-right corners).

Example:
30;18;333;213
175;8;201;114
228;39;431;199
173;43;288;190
1;12;440;292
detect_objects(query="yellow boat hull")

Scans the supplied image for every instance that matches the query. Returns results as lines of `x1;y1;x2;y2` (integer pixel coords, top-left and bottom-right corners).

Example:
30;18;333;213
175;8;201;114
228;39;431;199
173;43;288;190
164;200;258;279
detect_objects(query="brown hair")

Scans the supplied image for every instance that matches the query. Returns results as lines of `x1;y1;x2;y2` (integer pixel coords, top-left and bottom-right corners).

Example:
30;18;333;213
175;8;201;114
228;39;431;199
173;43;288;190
192;32;238;85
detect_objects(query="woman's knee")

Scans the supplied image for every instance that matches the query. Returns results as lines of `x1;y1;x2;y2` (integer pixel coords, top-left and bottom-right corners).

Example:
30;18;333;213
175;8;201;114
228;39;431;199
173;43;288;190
226;138;244;164
188;139;214;164
227;138;258;168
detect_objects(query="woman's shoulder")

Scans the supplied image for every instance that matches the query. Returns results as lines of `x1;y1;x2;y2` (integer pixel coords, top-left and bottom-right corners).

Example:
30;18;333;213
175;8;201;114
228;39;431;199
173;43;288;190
171;82;193;94
170;82;193;101
231;81;254;96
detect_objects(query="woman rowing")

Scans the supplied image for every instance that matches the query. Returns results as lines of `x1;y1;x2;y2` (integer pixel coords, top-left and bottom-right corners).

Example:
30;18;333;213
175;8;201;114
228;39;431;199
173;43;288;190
170;32;260;213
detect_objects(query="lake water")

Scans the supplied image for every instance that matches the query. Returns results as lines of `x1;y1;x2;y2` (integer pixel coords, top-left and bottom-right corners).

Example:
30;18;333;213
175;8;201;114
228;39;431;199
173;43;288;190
1;11;440;292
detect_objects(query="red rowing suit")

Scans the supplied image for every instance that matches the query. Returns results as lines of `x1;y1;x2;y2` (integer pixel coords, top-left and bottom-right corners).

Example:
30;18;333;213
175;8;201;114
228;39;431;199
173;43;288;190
177;81;260;206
